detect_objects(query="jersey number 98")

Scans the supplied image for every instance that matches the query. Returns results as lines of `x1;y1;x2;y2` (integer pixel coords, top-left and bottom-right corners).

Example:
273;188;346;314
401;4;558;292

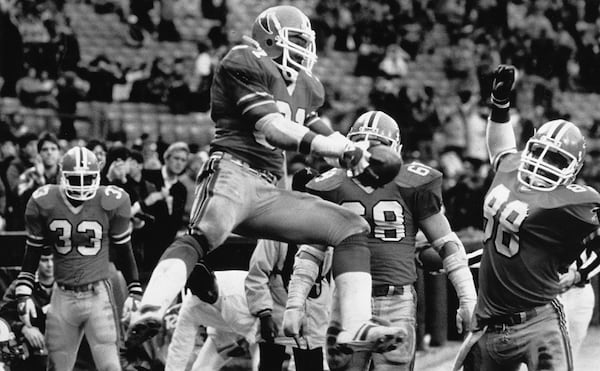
483;184;529;258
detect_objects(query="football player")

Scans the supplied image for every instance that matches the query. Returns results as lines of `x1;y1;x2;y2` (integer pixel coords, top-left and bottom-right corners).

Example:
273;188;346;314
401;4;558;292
15;146;142;370
127;5;405;352
284;111;477;371
454;65;600;371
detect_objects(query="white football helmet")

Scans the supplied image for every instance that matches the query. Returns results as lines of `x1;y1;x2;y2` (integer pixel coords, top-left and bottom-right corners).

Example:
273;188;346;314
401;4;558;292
518;119;586;191
60;146;101;201
347;111;402;154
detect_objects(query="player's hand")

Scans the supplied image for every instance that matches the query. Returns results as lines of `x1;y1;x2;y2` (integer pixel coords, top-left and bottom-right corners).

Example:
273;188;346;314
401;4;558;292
559;268;581;293
22;326;45;349
144;191;164;206
122;293;142;326
283;307;304;338
259;314;279;343
491;64;518;107
17;296;37;328
456;299;476;334
341;140;371;177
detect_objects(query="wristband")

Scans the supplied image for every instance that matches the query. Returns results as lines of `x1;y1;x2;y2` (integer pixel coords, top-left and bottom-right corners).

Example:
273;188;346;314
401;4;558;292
299;131;317;155
490;105;510;123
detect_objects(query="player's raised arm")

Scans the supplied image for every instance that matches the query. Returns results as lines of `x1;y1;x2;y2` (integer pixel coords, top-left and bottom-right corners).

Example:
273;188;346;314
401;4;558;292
487;64;519;170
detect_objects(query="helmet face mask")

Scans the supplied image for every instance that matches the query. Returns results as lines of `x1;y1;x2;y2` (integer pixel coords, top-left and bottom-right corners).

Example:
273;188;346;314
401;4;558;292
347;111;402;154
60;147;101;201
517;120;585;191
252;6;317;80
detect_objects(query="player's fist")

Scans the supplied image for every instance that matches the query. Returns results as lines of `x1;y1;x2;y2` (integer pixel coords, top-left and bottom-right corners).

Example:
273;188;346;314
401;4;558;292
341;140;370;177
259;314;279;343
17;296;37;328
491;64;518;107
122;294;142;326
456;299;476;334
283;307;304;338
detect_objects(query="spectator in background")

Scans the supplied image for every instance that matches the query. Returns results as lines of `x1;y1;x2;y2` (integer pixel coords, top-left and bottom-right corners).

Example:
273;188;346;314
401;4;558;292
81;55;125;102
179;151;206;225
167;58;191;114
0;125;17;191
158;0;180;42
201;0;228;24
56;71;89;141
142;141;188;273
4;132;37;230
191;41;213;112
378;44;409;78
130;0;155;35
102;145;130;186
125;149;159;278
86;139;107;172
0;250;53;371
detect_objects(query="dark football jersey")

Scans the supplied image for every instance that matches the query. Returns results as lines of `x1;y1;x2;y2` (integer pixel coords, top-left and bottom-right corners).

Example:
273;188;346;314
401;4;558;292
210;44;325;178
305;162;443;286
25;185;131;286
476;152;600;319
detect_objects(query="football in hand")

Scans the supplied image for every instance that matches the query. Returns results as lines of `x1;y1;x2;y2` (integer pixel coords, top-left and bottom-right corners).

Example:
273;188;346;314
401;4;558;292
355;144;403;188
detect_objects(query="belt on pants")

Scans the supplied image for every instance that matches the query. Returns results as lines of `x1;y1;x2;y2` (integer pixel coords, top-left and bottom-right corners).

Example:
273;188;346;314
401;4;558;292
478;302;553;329
372;284;407;297
57;280;102;293
210;151;279;185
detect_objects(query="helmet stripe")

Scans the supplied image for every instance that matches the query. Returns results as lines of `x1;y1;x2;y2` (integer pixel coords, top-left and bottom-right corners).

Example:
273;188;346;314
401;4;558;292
548;120;567;140
366;112;377;128
553;122;571;142
372;111;382;130
75;147;81;168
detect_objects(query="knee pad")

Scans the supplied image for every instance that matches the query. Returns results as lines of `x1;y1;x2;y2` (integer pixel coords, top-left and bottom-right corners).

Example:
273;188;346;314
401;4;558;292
186;263;218;304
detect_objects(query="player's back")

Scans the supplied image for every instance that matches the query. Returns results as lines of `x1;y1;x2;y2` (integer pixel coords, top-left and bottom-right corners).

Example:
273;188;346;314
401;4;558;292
306;162;443;287
27;184;130;286
477;152;600;318
210;44;324;179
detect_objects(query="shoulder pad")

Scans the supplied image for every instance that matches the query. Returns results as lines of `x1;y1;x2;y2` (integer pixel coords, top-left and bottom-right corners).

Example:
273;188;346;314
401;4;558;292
100;185;130;211
306;168;347;192
303;73;325;108
395;162;443;189
555;184;600;206
496;152;521;173
220;45;272;78
30;185;60;209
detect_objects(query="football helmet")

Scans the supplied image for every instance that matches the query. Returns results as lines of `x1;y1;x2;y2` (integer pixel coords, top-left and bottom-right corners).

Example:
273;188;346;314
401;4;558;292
60;146;101;201
518;119;585;191
347;111;402;154
251;5;317;80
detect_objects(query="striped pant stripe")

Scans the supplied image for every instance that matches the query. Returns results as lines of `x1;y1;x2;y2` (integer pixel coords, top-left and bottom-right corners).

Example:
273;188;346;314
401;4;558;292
551;298;573;371
189;159;220;232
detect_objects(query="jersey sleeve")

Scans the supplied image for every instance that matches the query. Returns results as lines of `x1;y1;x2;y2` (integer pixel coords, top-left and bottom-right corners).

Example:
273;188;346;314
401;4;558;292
109;191;132;246
24;197;46;250
218;46;280;126
414;174;444;221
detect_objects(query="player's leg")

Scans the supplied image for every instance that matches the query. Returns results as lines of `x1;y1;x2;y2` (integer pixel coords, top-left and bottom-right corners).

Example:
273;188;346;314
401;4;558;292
476;332;521;371
370;287;417;371
165;294;203;371
84;280;121;371
128;160;255;345
524;300;573;371
560;284;594;359
190;335;232;371
46;288;85;371
241;186;404;351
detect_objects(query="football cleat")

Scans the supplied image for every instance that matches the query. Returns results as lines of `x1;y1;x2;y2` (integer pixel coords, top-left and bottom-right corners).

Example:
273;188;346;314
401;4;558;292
251;5;317;80
125;305;163;348
60;146;101;201
336;318;407;353
518;119;585;191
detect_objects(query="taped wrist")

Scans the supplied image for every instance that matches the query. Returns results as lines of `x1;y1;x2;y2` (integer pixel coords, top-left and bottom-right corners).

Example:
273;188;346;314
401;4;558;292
489;105;510;123
443;250;476;305
128;281;142;296
286;256;320;310
309;134;350;158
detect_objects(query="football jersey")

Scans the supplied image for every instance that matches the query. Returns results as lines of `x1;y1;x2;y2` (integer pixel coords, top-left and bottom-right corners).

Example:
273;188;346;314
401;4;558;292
210;44;325;178
476;152;600;319
25;185;131;286
305;162;443;286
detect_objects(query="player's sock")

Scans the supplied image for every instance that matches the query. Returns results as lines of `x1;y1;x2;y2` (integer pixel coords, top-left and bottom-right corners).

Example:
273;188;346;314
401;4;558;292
141;233;209;311
332;233;372;336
